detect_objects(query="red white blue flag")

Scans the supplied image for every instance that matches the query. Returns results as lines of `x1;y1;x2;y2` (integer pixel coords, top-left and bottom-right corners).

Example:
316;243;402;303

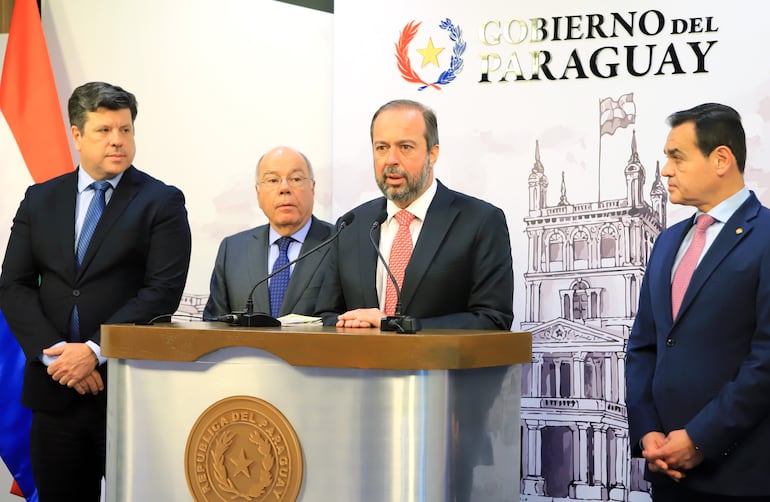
0;0;72;499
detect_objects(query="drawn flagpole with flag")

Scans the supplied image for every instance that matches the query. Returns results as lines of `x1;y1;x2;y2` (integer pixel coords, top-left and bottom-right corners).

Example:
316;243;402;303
0;0;73;500
597;92;636;201
600;92;636;137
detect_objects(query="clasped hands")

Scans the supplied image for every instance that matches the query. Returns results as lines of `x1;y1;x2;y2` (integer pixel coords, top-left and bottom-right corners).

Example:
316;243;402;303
641;429;704;482
44;342;104;396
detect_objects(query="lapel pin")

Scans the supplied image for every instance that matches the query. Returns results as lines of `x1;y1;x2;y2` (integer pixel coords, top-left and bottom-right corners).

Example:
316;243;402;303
736;228;743;235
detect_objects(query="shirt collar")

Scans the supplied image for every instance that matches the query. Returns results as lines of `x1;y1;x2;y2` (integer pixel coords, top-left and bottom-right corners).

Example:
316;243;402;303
77;166;123;193
386;177;438;223
268;217;313;245
697;186;750;223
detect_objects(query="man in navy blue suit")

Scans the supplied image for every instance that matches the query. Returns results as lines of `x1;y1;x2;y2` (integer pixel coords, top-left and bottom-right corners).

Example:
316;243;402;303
626;103;770;501
0;82;191;501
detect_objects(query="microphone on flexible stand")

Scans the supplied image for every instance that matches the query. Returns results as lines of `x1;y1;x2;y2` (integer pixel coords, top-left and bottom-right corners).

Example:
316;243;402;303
212;313;239;323
218;212;355;326
370;211;421;334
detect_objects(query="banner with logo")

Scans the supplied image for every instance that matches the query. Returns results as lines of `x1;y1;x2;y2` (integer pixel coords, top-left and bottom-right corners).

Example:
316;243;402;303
332;1;770;500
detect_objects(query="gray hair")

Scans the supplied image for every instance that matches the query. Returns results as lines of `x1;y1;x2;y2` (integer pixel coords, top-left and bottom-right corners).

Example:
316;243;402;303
255;148;314;184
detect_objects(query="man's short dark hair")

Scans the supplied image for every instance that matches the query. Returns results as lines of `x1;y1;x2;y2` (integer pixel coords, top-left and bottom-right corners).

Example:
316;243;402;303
68;81;138;131
667;103;746;173
370;99;439;150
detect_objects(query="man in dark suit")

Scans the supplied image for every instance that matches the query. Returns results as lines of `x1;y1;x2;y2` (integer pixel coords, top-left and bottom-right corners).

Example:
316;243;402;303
315;99;513;330
0;81;191;501
203;146;333;320
626;103;770;501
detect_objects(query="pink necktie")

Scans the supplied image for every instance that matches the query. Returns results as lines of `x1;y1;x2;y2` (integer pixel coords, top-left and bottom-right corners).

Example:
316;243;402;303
671;214;716;318
385;210;415;315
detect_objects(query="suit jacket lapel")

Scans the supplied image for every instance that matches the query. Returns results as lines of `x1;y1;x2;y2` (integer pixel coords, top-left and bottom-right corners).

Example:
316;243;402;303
251;226;271;314
675;194;758;322
280;217;330;315
400;182;458;311
77;166;141;276
360;201;385;307
654;217;694;329
52;173;78;275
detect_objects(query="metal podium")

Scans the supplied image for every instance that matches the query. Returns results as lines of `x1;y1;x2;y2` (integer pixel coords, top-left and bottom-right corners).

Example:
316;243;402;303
102;323;532;502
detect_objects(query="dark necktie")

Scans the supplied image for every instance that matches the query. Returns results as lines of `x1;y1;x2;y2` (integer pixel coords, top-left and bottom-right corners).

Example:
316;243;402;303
71;180;111;341
77;180;111;268
269;237;293;318
671;214;716;318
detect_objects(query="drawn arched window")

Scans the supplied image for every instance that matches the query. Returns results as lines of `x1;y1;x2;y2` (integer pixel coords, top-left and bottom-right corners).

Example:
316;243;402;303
587;424;595;484
573;230;589;270
541;359;556;397
521;362;532;397
549;233;564;272
562;294;571;320
600;227;617;267
560;360;572;398
584;356;604;399
572;280;589;321
584;360;596;398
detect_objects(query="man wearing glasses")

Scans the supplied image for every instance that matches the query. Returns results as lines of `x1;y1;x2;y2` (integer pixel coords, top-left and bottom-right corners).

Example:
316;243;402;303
203;146;332;320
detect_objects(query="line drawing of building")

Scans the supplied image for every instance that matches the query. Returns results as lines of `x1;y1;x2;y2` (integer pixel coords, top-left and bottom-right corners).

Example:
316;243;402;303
520;132;667;501
175;293;208;320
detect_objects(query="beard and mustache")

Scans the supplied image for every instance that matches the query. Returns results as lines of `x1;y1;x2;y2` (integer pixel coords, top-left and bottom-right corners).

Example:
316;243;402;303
376;155;431;205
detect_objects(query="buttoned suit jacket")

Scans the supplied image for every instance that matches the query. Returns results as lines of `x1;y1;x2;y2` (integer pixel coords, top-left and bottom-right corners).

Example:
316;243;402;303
0;166;192;411
626;192;770;495
315;181;514;330
203;216;333;319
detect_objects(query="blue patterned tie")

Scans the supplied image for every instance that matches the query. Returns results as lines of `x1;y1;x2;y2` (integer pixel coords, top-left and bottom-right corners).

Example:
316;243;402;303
77;180;111;268
71;180;111;341
269;237;293;318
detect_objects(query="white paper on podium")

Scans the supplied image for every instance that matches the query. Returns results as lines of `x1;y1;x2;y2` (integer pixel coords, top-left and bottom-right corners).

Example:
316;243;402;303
278;314;323;325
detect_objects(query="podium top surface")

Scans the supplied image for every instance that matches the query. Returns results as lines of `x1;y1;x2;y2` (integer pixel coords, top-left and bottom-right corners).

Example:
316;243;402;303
102;323;532;370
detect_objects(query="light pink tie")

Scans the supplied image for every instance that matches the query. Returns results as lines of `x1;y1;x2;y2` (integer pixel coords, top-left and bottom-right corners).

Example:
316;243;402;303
385;210;415;315
671;214;716;318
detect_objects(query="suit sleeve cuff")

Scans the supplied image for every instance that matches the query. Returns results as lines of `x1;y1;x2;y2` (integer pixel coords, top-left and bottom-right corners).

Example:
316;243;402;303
85;340;107;366
39;340;67;366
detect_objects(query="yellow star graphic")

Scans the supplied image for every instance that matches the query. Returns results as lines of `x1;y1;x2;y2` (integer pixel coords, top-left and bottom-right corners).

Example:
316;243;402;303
416;38;444;68
229;448;255;478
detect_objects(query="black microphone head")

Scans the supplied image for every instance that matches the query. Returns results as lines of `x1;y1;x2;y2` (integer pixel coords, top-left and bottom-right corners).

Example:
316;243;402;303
373;210;387;227
340;211;355;227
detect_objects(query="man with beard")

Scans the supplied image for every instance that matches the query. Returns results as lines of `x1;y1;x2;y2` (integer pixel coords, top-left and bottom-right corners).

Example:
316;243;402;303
315;99;513;330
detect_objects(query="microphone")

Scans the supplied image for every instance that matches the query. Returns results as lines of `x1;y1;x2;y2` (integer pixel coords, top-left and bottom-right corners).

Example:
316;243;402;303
224;212;355;326
370;211;421;334
135;312;201;325
212;314;239;323
135;313;173;325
